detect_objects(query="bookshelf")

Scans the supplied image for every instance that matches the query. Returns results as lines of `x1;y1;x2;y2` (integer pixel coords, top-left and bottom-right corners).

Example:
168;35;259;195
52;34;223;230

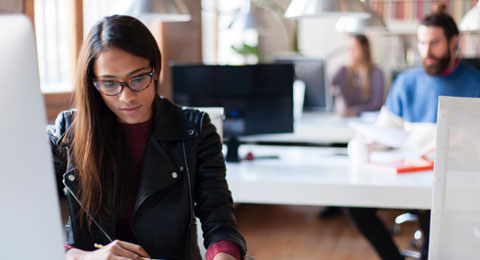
368;0;477;22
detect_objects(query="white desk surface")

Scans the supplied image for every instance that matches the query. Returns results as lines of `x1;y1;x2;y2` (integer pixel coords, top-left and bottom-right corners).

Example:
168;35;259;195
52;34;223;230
239;111;356;144
226;145;433;210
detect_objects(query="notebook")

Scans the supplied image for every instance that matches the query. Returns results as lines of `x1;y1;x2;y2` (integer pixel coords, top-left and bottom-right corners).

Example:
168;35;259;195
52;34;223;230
362;149;434;175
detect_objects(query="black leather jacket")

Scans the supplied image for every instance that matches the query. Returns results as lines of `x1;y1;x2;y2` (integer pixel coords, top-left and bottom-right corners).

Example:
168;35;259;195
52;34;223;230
48;96;246;260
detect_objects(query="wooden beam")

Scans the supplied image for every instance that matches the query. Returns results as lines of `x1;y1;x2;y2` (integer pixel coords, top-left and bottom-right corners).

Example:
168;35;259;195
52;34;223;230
44;92;74;124
158;0;202;100
71;0;83;70
23;0;34;27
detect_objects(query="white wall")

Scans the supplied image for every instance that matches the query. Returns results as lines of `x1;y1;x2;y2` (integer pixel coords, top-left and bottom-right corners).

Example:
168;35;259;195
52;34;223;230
296;18;422;93
297;18;350;91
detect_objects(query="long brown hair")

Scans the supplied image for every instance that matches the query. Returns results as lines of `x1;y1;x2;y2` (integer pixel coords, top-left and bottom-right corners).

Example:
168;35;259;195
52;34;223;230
65;15;161;227
347;34;373;100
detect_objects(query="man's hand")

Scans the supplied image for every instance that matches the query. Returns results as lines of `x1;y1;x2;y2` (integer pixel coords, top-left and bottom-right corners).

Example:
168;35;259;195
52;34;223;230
65;240;150;260
213;252;236;260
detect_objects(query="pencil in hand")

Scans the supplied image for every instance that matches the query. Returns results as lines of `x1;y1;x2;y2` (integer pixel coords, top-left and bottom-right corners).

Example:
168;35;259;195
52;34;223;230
94;243;150;260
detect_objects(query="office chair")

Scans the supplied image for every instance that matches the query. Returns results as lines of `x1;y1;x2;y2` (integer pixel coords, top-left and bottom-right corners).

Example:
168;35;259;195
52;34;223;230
392;212;422;248
391;212;423;259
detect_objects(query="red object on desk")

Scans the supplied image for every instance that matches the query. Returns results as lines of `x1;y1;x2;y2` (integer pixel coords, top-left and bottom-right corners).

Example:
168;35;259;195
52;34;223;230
371;159;434;173
244;152;255;161
367;156;434;174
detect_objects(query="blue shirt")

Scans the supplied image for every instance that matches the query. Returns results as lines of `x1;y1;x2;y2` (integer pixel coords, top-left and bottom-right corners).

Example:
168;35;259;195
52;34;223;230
385;62;480;123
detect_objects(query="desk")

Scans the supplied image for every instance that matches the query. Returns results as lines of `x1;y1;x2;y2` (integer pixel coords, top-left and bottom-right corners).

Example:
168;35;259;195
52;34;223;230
226;145;433;210
239;111;356;145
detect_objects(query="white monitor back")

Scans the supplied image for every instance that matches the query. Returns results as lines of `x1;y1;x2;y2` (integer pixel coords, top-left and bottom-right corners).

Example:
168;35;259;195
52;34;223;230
429;96;480;259
194;107;224;142
0;15;64;259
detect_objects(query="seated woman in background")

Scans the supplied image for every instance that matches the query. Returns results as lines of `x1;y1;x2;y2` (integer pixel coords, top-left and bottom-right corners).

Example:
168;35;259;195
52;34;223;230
48;15;246;260
320;34;386;219
332;34;385;117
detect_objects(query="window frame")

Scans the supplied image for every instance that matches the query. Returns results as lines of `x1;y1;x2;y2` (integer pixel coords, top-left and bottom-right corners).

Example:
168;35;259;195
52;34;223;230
25;0;80;123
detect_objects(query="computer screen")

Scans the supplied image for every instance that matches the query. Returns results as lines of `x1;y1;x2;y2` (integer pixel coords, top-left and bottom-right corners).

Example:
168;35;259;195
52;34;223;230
171;63;294;161
0;15;65;259
273;57;330;111
461;58;480;71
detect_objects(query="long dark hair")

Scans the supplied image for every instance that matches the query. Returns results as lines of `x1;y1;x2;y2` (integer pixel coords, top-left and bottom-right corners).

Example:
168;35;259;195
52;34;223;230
66;15;162;227
347;34;373;100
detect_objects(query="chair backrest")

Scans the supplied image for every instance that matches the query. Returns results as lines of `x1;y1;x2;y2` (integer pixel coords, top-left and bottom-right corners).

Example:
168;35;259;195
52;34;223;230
429;96;480;259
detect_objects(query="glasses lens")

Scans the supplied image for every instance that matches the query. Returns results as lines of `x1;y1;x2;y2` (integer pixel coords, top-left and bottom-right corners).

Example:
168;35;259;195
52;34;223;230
129;73;152;91
94;72;152;96
98;81;121;95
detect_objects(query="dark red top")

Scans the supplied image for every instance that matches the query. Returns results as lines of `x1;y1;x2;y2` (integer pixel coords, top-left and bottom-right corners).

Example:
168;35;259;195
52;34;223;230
117;118;154;243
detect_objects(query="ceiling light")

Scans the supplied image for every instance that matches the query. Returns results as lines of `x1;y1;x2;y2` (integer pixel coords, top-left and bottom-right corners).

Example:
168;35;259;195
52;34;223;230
284;0;371;19
125;0;191;22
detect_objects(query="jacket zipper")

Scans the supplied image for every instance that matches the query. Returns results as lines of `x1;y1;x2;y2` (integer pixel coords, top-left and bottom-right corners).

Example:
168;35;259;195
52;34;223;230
63;179;113;242
182;141;194;260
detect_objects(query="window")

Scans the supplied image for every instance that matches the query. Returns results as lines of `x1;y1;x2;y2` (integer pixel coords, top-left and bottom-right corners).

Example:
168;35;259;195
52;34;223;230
203;0;259;65
34;0;73;93
83;0;131;36
34;0;131;93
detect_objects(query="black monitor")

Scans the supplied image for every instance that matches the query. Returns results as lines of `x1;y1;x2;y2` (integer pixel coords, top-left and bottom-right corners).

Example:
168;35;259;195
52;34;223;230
274;57;329;111
461;58;480;71
171;63;294;162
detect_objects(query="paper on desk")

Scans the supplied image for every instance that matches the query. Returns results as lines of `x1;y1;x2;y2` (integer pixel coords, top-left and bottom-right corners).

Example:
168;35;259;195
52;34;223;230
369;149;422;162
358;111;380;123
348;121;409;148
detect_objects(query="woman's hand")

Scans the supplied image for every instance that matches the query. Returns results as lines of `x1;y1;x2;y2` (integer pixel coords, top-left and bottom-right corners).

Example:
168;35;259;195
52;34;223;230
213;252;237;260
65;240;150;260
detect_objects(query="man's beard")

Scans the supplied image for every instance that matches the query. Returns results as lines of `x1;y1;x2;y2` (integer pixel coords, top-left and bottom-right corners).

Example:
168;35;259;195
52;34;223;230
422;51;451;75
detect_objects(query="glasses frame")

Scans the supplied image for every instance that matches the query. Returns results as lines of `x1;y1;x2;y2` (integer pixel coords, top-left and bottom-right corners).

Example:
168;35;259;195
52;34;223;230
93;70;154;96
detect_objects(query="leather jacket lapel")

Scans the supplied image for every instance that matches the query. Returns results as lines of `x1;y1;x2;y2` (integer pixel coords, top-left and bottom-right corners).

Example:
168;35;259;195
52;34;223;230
133;137;182;214
151;97;198;140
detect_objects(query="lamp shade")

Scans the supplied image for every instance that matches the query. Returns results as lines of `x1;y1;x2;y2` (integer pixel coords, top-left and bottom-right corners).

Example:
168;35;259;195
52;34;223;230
126;0;191;22
335;7;387;33
284;0;371;19
460;1;480;32
228;0;270;34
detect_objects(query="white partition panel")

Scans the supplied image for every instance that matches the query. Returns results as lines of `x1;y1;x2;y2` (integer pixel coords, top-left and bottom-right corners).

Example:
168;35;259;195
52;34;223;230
430;96;480;260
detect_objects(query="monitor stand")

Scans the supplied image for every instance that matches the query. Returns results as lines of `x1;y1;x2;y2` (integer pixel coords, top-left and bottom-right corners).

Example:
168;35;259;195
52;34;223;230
225;136;240;162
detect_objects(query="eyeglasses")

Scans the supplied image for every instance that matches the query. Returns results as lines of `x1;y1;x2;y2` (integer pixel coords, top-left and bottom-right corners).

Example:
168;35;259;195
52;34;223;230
93;71;154;96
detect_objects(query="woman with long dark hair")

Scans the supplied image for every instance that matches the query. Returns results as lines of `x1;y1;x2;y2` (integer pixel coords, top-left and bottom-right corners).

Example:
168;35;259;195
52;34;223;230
49;15;246;260
332;34;385;117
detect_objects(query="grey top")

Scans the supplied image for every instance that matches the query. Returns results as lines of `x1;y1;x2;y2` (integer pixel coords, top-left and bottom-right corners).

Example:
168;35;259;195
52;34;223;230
332;66;385;114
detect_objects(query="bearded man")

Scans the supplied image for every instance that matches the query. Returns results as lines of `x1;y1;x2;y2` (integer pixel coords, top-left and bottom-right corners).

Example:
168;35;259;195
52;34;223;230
346;9;480;260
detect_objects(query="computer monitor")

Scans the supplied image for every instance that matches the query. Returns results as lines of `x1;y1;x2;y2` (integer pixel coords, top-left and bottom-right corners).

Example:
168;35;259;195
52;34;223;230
171;63;294;161
273;57;330;111
0;15;65;259
461;58;480;71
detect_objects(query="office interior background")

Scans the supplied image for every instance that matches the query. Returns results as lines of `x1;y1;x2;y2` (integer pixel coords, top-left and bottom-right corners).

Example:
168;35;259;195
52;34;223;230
2;0;480;259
